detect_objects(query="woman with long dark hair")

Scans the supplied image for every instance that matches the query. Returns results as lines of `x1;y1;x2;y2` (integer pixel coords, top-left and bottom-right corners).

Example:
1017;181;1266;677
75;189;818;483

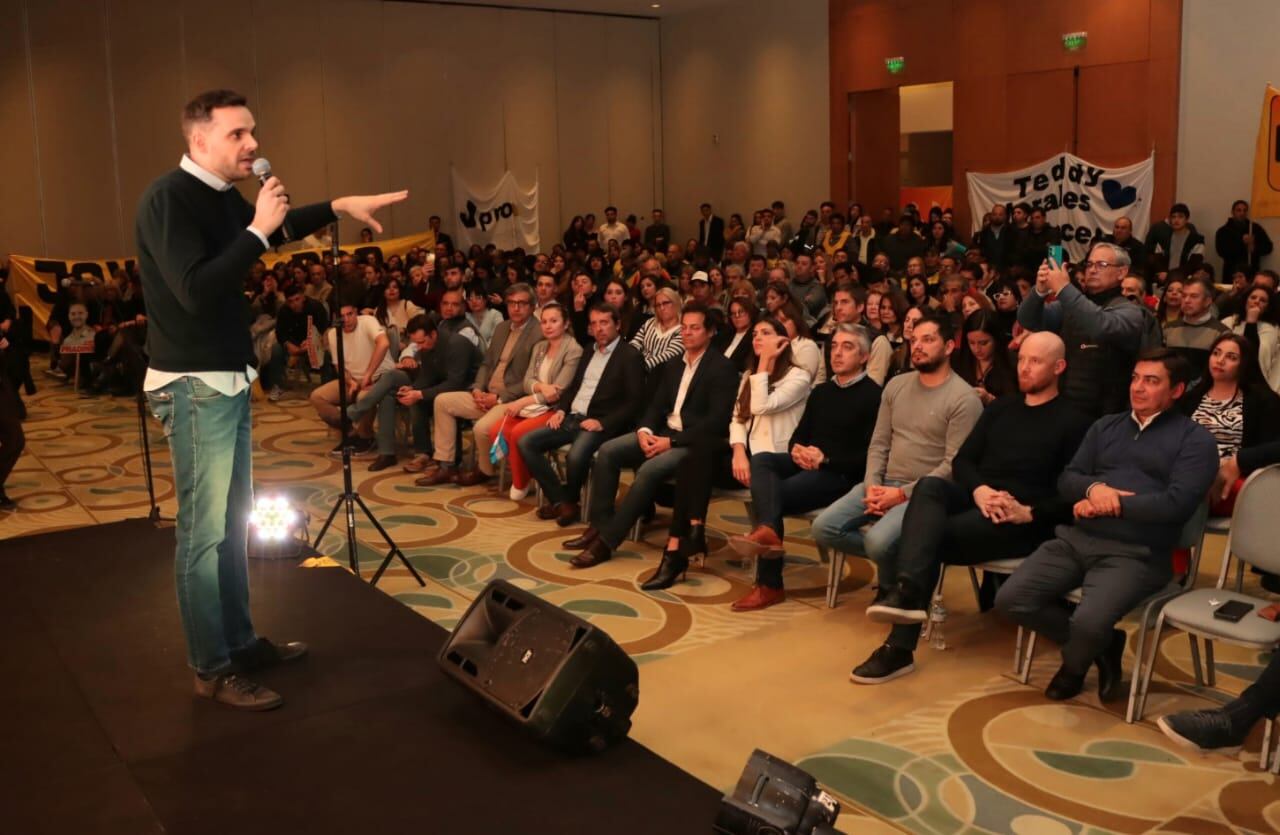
640;316;812;591
374;277;423;341
952;309;1016;406
867;291;910;384
563;215;589;251
719;296;760;372
601;278;641;341
1221;284;1280;394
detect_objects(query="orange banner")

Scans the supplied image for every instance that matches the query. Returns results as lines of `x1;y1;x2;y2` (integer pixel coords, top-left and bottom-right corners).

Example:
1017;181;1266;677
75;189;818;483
1251;84;1280;218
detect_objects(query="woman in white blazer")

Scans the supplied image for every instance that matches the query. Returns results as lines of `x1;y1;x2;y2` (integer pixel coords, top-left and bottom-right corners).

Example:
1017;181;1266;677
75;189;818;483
639;316;813;592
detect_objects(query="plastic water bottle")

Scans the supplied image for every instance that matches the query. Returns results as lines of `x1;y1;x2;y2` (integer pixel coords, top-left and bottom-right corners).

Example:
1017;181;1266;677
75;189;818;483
929;594;948;651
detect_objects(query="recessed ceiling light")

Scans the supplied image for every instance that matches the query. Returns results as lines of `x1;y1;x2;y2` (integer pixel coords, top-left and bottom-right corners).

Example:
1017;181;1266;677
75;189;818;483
651;3;661;7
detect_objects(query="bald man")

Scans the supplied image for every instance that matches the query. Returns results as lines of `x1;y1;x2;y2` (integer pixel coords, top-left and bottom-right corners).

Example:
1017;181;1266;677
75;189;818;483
853;332;1094;684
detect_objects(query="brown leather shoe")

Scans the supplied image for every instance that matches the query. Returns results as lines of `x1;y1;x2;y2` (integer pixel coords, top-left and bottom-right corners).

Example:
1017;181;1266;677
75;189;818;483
402;454;437;474
570;539;613;569
731;585;786;612
193;673;283;711
562;527;599;550
731;525;784;557
555;501;582;527
456;469;493;487
368;454;397;472
536;502;560;520
415;466;457;486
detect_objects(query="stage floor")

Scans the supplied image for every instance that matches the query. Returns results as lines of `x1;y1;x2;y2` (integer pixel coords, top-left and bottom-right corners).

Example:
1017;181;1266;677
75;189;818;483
1;519;720;835
4;381;1279;834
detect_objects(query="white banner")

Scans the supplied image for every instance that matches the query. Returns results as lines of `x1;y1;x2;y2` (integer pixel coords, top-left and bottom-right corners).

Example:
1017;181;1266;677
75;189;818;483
451;168;539;251
966;153;1155;260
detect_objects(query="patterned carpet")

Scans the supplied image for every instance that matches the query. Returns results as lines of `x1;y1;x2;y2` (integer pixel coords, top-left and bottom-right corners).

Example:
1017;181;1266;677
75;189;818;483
3;377;1278;834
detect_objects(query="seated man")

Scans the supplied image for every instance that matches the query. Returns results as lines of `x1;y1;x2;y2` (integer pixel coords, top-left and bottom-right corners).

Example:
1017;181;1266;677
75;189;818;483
730;323;881;612
517;302;646;527
267;284;330;399
310;300;407;470
564;303;737;568
856;332;1092;683
419;283;541;485
1162;276;1228;385
396;314;480;474
810;310;982;666
995;349;1218;702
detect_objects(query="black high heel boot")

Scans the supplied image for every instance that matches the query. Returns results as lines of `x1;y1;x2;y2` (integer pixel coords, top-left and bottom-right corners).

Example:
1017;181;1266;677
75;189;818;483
681;525;709;563
640;548;689;591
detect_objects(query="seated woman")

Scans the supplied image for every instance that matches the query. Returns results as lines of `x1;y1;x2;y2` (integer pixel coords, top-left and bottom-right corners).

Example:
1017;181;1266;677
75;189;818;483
631;286;683;372
1221;284;1280;395
374;277;423;343
867;291;909;385
465;284;503;351
495;303;583;501
1180;332;1280;518
886;306;924;381
600;278;642;342
639;316;812;591
774;300;825;385
718;297;760;372
952;309;1016;407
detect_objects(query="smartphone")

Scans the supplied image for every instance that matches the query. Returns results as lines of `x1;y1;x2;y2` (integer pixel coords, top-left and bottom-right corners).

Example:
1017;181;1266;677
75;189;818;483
1213;599;1255;622
1046;244;1065;266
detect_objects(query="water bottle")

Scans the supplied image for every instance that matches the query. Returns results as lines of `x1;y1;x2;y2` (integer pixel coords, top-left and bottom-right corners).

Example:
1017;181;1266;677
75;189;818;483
929;593;948;651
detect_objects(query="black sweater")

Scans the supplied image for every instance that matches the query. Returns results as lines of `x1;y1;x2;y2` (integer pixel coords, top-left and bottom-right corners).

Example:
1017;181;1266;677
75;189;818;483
136;167;336;372
952;395;1092;525
788;375;882;479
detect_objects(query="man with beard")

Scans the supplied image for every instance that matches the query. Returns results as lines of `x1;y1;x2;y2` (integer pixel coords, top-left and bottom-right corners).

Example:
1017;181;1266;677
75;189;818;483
855;332;1090;683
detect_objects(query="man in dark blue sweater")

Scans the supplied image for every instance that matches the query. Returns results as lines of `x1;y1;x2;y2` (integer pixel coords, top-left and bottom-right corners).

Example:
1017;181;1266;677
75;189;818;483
138;90;406;710
996;349;1218;703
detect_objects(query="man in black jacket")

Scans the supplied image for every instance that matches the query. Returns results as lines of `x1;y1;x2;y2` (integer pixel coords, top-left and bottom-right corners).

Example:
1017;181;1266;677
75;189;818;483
138;89;405;711
729;324;881;612
698;203;726;260
397;314;480;474
1214;200;1274;279
518;303;645;527
564;303;737;568
264;285;330;399
976;204;1016;270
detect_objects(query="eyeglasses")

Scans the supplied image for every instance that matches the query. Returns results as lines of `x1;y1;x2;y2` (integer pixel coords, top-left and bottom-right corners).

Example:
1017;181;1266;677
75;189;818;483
507;299;532;307
656;300;674;308
1084;261;1118;271
992;289;1013;297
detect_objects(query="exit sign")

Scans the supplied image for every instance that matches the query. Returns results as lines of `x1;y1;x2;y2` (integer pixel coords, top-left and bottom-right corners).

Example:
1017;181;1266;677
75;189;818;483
885;56;905;74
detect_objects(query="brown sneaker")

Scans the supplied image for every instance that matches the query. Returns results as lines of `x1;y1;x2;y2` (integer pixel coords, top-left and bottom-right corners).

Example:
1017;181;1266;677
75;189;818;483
402;454;437;474
193;673;284;711
415;466;457;486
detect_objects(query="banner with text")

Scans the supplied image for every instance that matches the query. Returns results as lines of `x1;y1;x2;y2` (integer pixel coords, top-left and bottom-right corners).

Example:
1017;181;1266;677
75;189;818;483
966;153;1155;260
451;168;539;252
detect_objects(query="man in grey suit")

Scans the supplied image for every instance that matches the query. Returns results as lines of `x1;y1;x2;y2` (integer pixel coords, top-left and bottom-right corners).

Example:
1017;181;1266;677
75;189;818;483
419;283;541;485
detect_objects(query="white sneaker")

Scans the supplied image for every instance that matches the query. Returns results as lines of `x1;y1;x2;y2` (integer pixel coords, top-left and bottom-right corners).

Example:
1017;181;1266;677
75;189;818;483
268;385;284;402
509;483;531;502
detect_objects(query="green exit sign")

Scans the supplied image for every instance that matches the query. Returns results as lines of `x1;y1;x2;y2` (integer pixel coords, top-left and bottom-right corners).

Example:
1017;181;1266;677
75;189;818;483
885;56;905;74
1062;31;1087;51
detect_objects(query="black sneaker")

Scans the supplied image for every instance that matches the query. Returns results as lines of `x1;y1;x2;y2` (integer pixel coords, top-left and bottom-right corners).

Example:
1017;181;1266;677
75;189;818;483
349;437;378;459
850;644;915;684
1157;709;1247;755
329;437;354;459
866;580;927;624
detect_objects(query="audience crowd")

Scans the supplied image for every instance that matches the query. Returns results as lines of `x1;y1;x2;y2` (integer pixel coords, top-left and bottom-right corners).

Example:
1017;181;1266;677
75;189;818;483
8;193;1280;754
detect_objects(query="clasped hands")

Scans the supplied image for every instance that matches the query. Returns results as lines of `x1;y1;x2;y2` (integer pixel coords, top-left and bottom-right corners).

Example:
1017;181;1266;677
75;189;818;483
637;429;672;459
973;485;1034;525
1073;482;1133;519
863;484;906;516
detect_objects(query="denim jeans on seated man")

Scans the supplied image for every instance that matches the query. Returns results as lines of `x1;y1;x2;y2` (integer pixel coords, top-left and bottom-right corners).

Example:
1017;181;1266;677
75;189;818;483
811;479;910;568
518;415;614;506
587;433;690;549
146;377;255;676
345;368;412;456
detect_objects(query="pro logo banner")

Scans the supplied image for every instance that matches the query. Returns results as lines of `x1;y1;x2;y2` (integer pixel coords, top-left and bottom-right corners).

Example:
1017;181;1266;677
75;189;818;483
967;153;1155;260
452;168;539;252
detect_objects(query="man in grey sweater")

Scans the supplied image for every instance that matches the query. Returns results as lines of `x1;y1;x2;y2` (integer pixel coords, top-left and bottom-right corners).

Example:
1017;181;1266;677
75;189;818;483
812;309;983;683
996;348;1218;704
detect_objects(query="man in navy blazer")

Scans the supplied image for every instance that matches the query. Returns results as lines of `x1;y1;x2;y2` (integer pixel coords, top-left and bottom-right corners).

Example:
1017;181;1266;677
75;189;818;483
563;303;738;567
518;302;646;527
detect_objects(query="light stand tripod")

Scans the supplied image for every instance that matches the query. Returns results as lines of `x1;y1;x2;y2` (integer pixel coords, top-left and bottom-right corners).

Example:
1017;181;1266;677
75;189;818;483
312;223;426;588
136;386;170;524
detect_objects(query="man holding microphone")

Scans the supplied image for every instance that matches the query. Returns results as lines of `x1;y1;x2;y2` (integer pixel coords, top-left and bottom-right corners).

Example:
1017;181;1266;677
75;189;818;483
137;89;406;710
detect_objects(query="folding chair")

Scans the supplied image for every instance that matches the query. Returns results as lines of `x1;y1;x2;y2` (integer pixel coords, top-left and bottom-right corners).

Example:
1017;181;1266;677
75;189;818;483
1131;466;1280;765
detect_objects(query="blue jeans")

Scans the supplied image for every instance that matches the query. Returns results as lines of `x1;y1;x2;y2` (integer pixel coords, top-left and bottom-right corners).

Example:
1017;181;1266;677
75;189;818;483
749;452;853;537
517;416;612;506
346;369;411;455
146;377;256;676
811;481;909;565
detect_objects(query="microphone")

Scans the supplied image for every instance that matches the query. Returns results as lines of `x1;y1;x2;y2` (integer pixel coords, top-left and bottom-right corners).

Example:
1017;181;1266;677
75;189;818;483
251;157;292;242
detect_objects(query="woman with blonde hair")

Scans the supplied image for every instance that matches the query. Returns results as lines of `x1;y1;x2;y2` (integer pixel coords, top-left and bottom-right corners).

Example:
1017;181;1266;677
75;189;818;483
630;285;684;371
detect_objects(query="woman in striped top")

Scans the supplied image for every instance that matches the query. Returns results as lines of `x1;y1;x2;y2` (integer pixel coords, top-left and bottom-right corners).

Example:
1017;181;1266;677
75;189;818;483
631;286;684;370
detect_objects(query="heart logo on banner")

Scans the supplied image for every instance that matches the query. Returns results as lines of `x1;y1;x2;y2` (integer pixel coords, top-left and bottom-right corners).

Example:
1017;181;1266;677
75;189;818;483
1102;179;1138;210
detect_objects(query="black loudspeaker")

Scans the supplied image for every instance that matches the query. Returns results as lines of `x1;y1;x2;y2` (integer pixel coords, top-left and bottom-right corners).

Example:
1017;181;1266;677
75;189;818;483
438;579;639;753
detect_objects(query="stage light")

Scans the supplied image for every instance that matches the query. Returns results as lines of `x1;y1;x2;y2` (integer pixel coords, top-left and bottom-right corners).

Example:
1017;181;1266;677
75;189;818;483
248;494;308;559
713;749;845;835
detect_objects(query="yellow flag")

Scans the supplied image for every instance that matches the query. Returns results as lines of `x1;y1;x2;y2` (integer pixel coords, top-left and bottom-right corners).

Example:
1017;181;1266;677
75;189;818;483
1252;84;1280;218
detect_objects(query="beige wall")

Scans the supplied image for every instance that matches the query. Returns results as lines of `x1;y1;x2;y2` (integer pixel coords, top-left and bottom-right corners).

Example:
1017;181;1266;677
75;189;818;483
1178;0;1280;271
0;0;661;259
659;0;830;245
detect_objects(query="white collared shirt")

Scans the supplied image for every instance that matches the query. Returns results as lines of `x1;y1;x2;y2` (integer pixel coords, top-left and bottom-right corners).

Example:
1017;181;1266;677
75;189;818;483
142;155;266;396
667;350;706;432
570;336;621;416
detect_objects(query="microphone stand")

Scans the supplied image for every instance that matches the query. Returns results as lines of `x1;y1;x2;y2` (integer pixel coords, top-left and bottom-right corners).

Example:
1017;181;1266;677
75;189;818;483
312;222;425;588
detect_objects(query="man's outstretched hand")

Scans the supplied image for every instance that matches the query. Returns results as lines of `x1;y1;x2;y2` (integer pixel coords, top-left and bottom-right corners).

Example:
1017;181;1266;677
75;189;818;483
332;191;410;234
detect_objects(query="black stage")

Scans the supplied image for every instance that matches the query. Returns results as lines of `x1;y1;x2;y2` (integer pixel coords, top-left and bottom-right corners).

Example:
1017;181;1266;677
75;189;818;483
2;519;720;834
